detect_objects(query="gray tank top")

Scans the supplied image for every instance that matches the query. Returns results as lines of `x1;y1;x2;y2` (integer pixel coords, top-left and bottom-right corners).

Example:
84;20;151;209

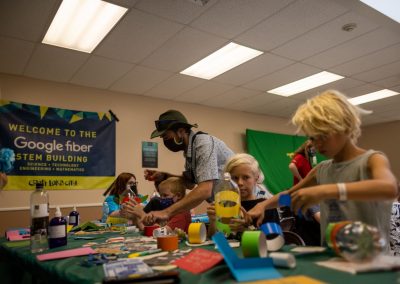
316;150;392;251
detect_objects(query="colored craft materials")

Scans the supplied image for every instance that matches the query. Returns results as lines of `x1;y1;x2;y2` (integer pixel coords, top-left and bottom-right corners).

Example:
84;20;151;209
188;223;207;244
214;173;241;236
157;235;179;251
326;221;385;263
260;222;285;251
144;225;160;237
241;231;267;258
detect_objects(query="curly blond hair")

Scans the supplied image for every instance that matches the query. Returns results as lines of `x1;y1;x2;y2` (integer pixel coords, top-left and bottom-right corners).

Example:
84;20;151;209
292;90;370;143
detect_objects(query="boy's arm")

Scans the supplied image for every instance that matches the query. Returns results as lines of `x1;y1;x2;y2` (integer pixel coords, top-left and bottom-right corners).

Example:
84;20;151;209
291;153;398;214
248;167;318;226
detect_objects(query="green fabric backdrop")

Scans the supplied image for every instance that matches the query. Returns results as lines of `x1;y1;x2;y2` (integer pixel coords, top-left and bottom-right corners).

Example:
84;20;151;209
246;129;325;194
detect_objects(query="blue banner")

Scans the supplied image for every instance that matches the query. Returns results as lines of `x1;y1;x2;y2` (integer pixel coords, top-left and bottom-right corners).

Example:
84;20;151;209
0;100;115;190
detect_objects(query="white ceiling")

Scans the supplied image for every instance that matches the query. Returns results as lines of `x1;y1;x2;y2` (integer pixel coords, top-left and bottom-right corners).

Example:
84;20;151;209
1;0;400;125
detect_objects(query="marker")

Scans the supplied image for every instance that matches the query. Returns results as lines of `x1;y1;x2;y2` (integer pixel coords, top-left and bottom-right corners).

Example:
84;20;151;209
128;248;162;258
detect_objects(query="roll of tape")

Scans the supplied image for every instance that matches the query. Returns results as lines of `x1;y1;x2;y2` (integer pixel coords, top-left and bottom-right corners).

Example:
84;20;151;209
144;225;160;237
260;222;284;251
269;252;296;268
157;235;179;251
188;223;207;244
241;231;267;258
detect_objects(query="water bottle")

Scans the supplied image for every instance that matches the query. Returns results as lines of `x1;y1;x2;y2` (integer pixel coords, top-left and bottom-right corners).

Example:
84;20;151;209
30;182;49;253
101;202;109;223
48;206;67;249
68;205;80;227
214;172;241;236
326;221;385;263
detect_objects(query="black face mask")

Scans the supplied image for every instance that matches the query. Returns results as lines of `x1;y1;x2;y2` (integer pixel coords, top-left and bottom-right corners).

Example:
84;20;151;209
163;136;185;152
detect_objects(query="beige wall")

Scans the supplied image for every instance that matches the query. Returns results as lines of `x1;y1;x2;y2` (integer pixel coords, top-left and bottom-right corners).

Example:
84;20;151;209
0;73;298;234
359;120;400;180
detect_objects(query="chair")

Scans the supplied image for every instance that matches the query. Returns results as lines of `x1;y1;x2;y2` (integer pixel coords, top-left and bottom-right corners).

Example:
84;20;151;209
283;231;306;246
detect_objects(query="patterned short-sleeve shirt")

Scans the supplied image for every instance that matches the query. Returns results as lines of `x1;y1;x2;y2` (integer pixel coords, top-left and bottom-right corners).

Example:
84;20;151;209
184;131;234;184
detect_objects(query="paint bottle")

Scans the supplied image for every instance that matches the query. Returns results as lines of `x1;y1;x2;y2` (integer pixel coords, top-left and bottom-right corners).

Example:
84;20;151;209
68;205;80;227
48;206;67;249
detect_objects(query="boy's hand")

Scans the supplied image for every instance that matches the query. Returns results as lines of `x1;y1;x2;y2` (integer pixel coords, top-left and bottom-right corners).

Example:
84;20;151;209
247;202;266;227
291;186;324;215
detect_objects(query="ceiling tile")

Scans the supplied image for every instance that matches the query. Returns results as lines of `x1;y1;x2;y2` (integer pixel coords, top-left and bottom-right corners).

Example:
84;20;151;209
372;75;400;88
351;60;400;82
141;27;226;72
293;78;365;101
342;83;383;98
135;0;217;24
272;11;378;61
304;28;400;69
0;36;35;75
236;0;348;51
70;56;134;89
95;8;183;63
244;63;320;91
331;43;400;76
0;0;58;42
144;74;204;100
24;44;89;82
174;81;234;103
190;0;293;39
214;52;294;86
110;65;173;94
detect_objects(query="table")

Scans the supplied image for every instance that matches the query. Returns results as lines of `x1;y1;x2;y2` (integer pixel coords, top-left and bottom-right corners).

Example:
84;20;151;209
1;233;399;284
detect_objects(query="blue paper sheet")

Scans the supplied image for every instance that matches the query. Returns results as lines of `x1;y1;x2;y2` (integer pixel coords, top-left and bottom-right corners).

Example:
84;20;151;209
212;232;282;282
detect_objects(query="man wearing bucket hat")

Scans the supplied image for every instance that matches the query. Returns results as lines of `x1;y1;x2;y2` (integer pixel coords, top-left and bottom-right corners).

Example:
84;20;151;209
129;109;234;224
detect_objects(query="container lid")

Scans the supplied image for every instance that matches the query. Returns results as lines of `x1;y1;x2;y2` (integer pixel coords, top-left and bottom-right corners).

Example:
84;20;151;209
55;206;62;217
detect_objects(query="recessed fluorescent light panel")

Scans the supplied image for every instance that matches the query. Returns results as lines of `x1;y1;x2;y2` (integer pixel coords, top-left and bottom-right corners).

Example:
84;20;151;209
180;42;263;80
42;0;127;53
267;71;344;97
360;0;400;23
349;89;400;105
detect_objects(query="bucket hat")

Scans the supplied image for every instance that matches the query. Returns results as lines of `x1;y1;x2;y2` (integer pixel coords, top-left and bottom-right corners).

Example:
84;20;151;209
150;110;198;139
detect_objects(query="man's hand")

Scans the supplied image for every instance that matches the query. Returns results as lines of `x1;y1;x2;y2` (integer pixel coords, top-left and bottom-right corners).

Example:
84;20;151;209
144;169;166;182
143;210;170;226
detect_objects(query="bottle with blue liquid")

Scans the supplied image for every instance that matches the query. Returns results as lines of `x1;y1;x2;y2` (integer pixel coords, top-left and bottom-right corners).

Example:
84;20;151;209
48;206;67;249
68;206;80;227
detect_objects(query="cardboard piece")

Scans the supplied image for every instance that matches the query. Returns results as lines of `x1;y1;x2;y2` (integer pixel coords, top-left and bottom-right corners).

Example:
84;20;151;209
212;232;282;282
37;247;97;261
173;248;223;274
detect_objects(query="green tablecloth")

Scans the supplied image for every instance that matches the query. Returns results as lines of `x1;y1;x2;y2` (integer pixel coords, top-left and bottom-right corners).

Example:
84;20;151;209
1;233;399;284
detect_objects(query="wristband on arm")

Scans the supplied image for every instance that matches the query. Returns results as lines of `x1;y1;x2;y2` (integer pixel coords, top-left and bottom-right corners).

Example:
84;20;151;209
337;183;347;201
